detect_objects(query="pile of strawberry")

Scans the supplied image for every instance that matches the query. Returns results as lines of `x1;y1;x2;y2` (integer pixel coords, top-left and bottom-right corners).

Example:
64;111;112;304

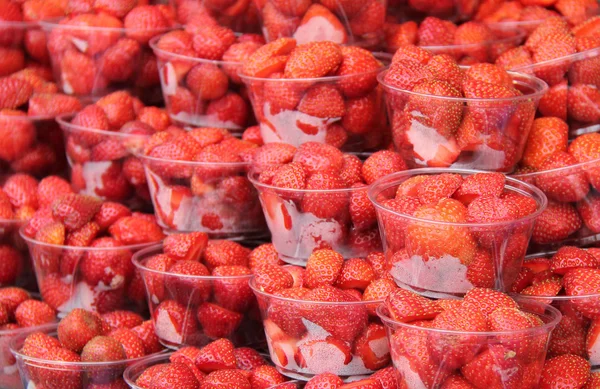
137;233;265;347
513;247;600;366
376;171;539;295
0;0;66;72
0;174;72;287
62;90;170;205
384;288;555;388
383;46;538;171
172;0;261;34
17;308;164;389
514;122;600;246
240;38;389;150
134;338;287;389
152;26;264;130
0;287;57;389
251;145;409;260
142;127;265;235
252;249;398;376
0;71;81;177
22;193;165;314
255;0;385;48
44;3;176;99
275;367;400;388
384;17;522;63
496;16;600;125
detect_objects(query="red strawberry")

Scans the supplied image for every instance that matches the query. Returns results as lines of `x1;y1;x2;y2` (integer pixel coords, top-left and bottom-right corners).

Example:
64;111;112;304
384;59;434;93
163;232;208;262
196;302;243;338
234;347;267;370
132;321;162;354
80;335;127;363
336;46;380;98
284;41;342;79
535;152;589;203
101;310;144;330
532;201;582;244
297;84;345;118
0;287;29;316
453;172;504;205
424;54;463;91
39;273;70;311
191;25;236;60
0;77;33;110
301;171;347;219
165;260;211;305
200;369;250;389
460;344;523;388
564;268;600;317
37;176;73;208
108;216;165;245
293;142;344;176
577;192;600;233
334;258;375;290
35;346;82;389
462;288;517;317
93;202;132;230
241;38;296;78
186;63;229;100
14;299;55;327
153;299;198;345
385;288;443;322
362;151;407;185
551;246;598;275
52;194;101;231
149;362;200;389
253;263;294;294
304;249;344;289
353;323;390;370
109;328;146;359
80;237;132;288
248;243;283;270
521;117;569;170
96;92;136;130
539;354;590;389
417;17;457;46
123;5;170;45
584;371;600;389
249;365;286;389
57;308;104;353
204;240;250;270
194;338;236;372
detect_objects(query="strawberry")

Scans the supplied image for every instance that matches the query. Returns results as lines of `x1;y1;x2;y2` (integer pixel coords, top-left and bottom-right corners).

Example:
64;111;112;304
341;92;379;135
205;92;249;128
336;46;380;98
241;38;296;78
165;260;211;306
37;176;73;208
539;354;590;389
334;258;375;290
521;277;563;298
453;22;494;62
349;184;377;231
80;335;127;363
191;25;236;60
0;113;35;163
153;299;198;345
551;246;598;275
567;84;600;124
417;17;456;46
200;369;250;389
251;143;297;172
149;362;200;389
453;172;504;205
440;375;476;389
109;328;146;359
186;63;229;100
163;232;208;262
234;347;267;370
27;93;82;117
283;41;342;79
535;152;589;203
194;338;236;372
132;321;163;354
0;287;30;315
39;274;71;311
532;201;582;244
425;54;464;91
301;172;347;219
79;237;132;288
294;4;346;45
460;344;523;388
383;59;434;92
196;301;243;339
417;173;463;205
0;77;33;110
371;367;402;389
93;202;132;230
537;80;567;121
584;372;600;389
305;373;344;389
96;92;136;130
297;84;345;118
52;194;101;231
137;107;170;132
386;288;443;322
521;117;569;170
338;378;382;389
304;249;344;289
204;240;249;270
462;288;518;317
548;314;587;358
211;265;252;312
353;323;390;370
14;300;55;327
101;310;144;330
57;308;104;353
123;5;170;45
35;346;82;389
465;63;513;88
249;365;286;389
362;151;407;185
564;268;600;317
293;142;344;176
248;243;283;270
108;216;165;245
253;263;293;293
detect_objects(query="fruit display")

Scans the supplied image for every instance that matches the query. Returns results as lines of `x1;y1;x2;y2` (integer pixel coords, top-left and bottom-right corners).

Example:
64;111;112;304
239;39;390;150
170;0;261;34
58;91;170;207
20;193;165;315
151;27;263;130
250;249;397;379
381;47;546;171
249;144;398;263
11;308;165;389
140;127;266;236
369;170;546;297
379;288;560;388
515;247;600;368
40;3;177;102
133;234;265;348
513;123;600;248
497;17;600;129
383;18;524;62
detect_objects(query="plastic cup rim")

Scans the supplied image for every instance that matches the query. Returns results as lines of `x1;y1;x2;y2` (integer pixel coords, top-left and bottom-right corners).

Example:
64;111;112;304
123;352;174;389
511;46;600;72
56;114;153;140
419;27;526;52
248;171;364;194
39;18;174;34
137;152;251;168
367;168;548;228
149;35;241;67
511;156;600;179
0;111;80;122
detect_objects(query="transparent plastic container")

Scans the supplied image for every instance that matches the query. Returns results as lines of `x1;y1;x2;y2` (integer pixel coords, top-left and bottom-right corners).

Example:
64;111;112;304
240;59;390;150
512;157;600;250
368;169;548;298
11;325;165;389
379;69;547;172
250;279;388;380
377;300;561;389
58;115;152;209
40;20;172;103
512;47;600;132
133;244;264;348
150;35;253;130
249;173;381;265
20;228;154;315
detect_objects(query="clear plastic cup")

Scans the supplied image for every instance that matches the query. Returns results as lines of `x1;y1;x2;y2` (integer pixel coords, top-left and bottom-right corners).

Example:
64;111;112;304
249;173;381;265
150;35;253;130
250;279;388;380
40;19;172;103
368;168;548;298
377;300;561;389
486;19;548;37
512;157;600;250
240;59;390;150
137;153;266;238
20;227;154;315
133;244;264;348
11;325;165;389
0;218;35;291
379;69;548;172
511;47;600;131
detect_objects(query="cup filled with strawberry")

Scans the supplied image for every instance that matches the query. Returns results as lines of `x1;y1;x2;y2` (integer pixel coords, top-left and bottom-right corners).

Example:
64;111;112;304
239;38;390;151
249;145;405;264
169;0;261;34
378;288;561;389
20;193;165;315
384;18;525;64
266;367;401;388
515;247;600;369
0;287;57;389
498;17;600;131
11;308;165;389
0;174;72;290
512;121;600;249
151;26;263;130
380;45;547;171
138;127;266;237
124;338;287;389
58;91;170;208
369;169;547;297
39;3;177;102
133;233;266;348
250;249;397;379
